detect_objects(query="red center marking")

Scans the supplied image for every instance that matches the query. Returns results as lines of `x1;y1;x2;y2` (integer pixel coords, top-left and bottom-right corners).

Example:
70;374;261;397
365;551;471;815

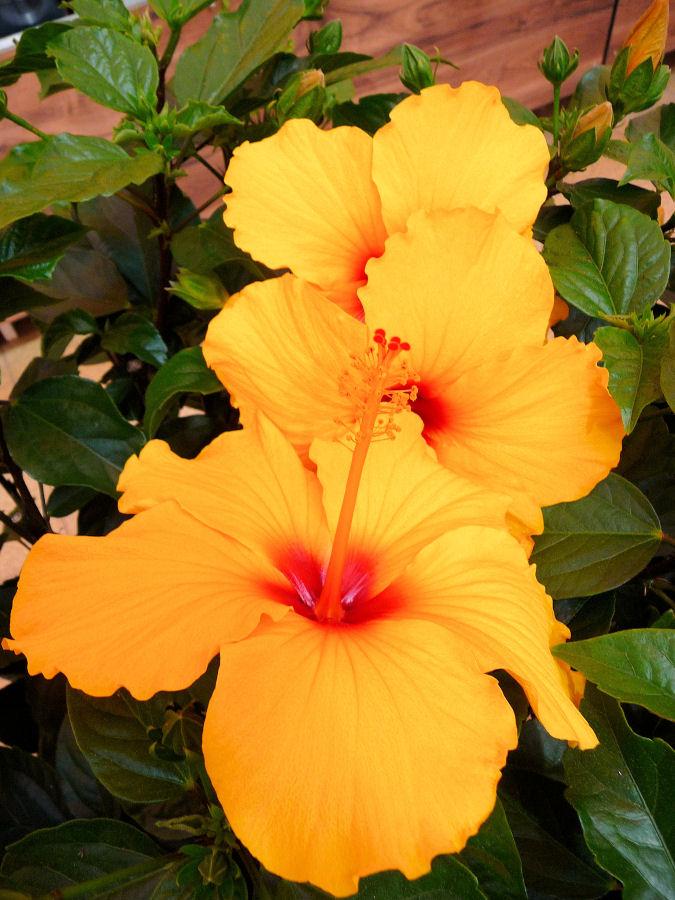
273;546;404;625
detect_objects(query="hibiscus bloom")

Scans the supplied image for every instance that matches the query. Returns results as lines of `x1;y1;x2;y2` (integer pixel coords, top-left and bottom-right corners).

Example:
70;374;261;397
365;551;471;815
222;80;550;316
4;406;595;896
204;206;624;535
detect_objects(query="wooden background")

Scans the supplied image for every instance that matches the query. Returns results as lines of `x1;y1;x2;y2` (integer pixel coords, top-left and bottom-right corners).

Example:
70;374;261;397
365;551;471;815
0;0;672;206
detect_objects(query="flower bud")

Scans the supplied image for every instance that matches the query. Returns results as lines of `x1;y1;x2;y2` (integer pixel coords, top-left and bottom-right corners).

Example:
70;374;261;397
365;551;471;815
169;269;227;310
572;100;613;141
608;0;670;116
622;0;669;76
560;102;613;171
308;20;342;55
400;43;435;94
538;36;580;86
274;70;326;125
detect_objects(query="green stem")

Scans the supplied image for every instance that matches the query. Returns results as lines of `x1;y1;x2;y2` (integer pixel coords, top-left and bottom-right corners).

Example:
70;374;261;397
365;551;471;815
3;108;48;140
192;152;225;182
159;25;182;71
169;188;227;235
117;188;161;222
36;854;182;899
38;482;50;522
0;507;34;543
552;82;561;148
648;584;675;610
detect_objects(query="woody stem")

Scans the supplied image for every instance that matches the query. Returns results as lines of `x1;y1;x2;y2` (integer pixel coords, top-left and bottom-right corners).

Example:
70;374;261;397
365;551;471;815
314;387;382;623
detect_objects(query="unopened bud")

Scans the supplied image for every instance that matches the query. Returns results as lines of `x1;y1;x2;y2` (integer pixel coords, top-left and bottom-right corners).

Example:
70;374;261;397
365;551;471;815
308;20;342;55
608;0;670;116
400;43;434;94
538;36;579;86
560;102;613;170
572;101;613;141
274;70;326;124
622;0;669;76
168;269;227;310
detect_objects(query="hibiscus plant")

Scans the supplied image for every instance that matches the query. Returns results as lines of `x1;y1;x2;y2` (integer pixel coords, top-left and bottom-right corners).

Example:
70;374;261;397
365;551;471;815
0;0;674;898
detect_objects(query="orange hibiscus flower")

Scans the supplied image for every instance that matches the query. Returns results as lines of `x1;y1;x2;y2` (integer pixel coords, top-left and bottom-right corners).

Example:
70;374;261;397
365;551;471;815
222;80;550;316
204;206;625;535
4;404;595;895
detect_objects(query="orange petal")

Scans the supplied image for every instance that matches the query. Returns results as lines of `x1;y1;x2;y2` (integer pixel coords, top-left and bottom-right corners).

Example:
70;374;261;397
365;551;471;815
5;502;290;699
119;414;329;562
359;208;554;390
311;412;512;592
429;337;625;520
372;82;549;236
203;612;517;895
223;119;387;314
391;526;597;748
202;274;365;458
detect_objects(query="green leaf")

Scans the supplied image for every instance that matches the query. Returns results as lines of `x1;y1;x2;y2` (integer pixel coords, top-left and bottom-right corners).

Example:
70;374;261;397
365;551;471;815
172;99;241;137
660;317;675;412
0;135;163;229
101;312;168;368
571;65;610;111
8;356;79;399
626;103;675;153
0;214;87;281
24;245;130;322
56;718;119;819
564;685;675;900
149;0;214;26
69;0;132;29
144;346;224;437
67;687;195;802
531;473;662;598
269;856;486;899
620;133;675;196
553;629;675;720
554;592;616;641
500;773;614;899
5;375;145;496
330;93;404;135
0;22;70;88
170;216;261;277
543;199;670;319
46;484;99;517
323;46;403;86
47;27;158;116
0;747;66;847
459;799;527;900
594;320;670;432
78;192;160;304
558;178;661;218
653;610;675;629
0;819;164;895
41;308;100;359
507;718;568;782
501;96;541;129
173;0;306;105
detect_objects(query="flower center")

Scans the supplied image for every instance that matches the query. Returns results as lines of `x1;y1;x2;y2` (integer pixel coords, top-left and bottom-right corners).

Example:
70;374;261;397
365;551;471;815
313;329;417;624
